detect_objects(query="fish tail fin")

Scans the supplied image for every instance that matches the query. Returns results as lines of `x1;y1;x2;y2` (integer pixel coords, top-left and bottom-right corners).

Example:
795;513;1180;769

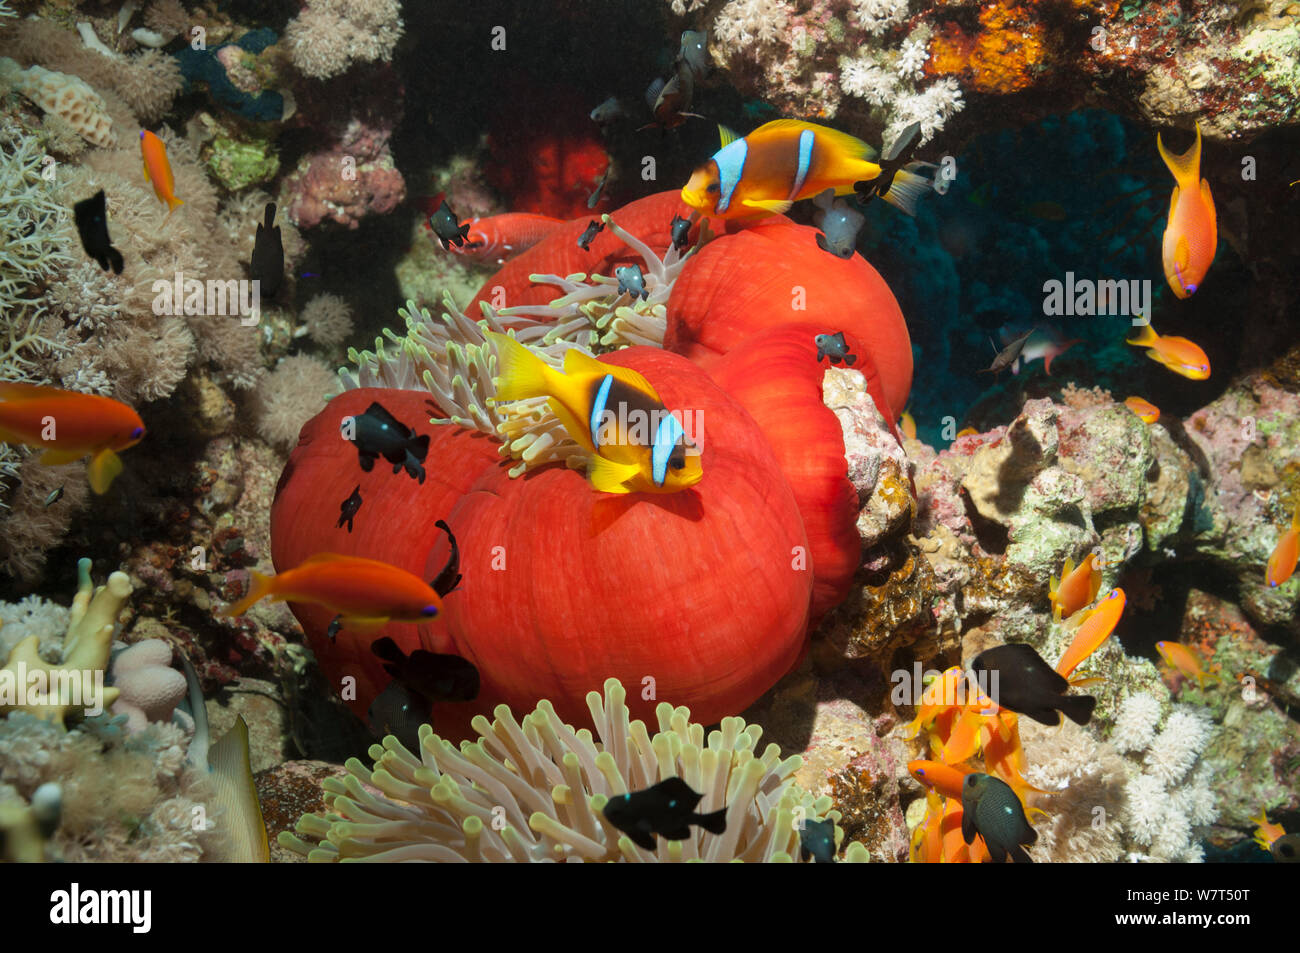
166;196;185;214
487;331;553;402
878;166;933;217
1157;122;1202;188
1059;692;1096;726
1291;500;1300;530
87;448;124;494
695;807;728;836
1126;321;1158;348
220;570;275;618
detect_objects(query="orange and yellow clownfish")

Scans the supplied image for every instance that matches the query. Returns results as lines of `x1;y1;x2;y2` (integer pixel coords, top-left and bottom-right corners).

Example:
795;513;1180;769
0;381;144;493
680;120;930;220
1056;588;1126;679
1265;502;1300;588
487;332;702;495
1155;640;1219;692
1124;396;1161;425
1049;552;1102;622
140;130;183;213
219;553;443;633
1126;317;1210;380
1157;122;1216;299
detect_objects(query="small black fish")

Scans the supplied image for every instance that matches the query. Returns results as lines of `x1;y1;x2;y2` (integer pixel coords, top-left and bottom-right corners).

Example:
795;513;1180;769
429;200;471;249
639;63;704;132
812;188;865;259
345;402;430;484
677;29;710;80
431;519;461;598
615;263;648;300
814;331;857;366
961;772;1037;863
970;643;1095;727
589;96;624;125
337;484;362;533
367;680;426;751
853;121;935;216
578;219;605;251
371;637;479;702
979;329;1035;375
326;614;343;642
799;817;837;863
42;485;65;508
588;166;611;209
73;190;123;274
249;202;283;299
602;776;727;851
669;214;692;251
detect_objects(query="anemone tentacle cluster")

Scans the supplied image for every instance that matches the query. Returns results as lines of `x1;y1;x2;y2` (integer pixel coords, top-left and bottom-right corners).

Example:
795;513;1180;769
282;678;866;862
339;213;703;477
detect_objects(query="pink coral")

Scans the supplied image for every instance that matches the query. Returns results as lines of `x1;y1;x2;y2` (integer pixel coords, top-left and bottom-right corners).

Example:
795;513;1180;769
110;639;187;733
283;118;405;229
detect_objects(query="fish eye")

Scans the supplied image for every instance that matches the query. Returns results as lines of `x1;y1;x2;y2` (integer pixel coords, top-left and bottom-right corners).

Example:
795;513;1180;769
670;458;684;470
706;183;719;193
421;605;439;617
130;426;144;439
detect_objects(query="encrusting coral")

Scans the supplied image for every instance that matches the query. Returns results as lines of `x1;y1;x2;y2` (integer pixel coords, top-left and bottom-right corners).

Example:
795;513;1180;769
0;559;131;727
282;678;868;862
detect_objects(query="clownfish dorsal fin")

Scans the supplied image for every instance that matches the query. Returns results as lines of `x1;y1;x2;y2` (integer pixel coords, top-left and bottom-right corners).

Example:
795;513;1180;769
562;349;658;399
718;125;740;148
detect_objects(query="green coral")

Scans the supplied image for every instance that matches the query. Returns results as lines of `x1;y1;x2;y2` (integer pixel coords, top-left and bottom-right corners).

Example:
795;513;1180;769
205;135;279;191
1232;22;1300;95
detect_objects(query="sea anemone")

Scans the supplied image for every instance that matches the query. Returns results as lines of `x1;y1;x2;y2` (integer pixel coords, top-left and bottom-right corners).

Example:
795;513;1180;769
280;677;868;862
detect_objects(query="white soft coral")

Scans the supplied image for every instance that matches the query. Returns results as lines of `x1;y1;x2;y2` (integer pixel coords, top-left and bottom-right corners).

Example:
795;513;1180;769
714;0;790;50
849;0;910;36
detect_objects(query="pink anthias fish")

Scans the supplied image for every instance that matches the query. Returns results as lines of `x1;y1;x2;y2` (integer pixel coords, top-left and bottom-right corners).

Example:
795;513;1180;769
1002;328;1081;376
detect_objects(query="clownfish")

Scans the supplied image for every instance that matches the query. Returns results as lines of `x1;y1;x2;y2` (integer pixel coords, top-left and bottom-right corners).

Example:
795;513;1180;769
1265;502;1300;588
140;130;183;213
486;332;703;495
1157;122;1216;299
219;553;443;634
680;119;929;220
1049;552;1102;621
1126;317;1210;380
0;381;144;493
1055;588;1126;679
1124;396;1161;424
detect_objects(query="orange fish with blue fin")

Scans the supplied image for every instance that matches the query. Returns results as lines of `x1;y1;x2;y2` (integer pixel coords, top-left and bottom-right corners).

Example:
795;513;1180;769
1157;122;1216;298
1049;552;1102;621
1155;640;1219;691
680;120;932;220
219;553;444;635
1126;317;1210;380
0;381;145;493
487;332;702;495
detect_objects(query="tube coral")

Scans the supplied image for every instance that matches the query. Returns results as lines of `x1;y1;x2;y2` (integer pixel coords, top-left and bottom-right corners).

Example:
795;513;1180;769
281;677;867;862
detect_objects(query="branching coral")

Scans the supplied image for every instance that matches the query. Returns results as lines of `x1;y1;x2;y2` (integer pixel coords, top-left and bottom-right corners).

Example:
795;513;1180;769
281;678;864;862
284;0;404;80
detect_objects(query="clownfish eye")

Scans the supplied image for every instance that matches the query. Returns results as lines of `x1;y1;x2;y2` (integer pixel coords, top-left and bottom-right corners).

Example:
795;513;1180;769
706;182;719;193
421;605;439;617
670;458;684;470
130;427;144;439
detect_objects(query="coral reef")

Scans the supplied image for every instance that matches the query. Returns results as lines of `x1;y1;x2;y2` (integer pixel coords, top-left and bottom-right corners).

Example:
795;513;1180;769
285;0;404;81
252;355;336;452
283;118;405;229
282;678;866;862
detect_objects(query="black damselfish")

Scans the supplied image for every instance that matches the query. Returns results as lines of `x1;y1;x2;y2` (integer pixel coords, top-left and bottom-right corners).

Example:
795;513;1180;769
367;635;480;747
962;772;1037;863
249;202;283;299
971;642;1095;727
815;331;857;366
337;484;362;533
431;519;461;598
577;219;604;251
429;200;470;249
601;776;726;851
73;190;124;274
799;817;837;863
345;402;430;484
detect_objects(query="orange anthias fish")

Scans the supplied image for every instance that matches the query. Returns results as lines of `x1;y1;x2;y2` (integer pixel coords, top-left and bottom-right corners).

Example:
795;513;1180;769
1049;552;1102;621
910;760;973;801
0;381;145;493
1124;396;1161;425
220;553;443;632
140;130;183;213
1156;640;1219;691
1265;502;1300;588
903;666;968;739
1157;122;1216;298
681;120;928;220
440;212;567;265
1126;317;1210;380
1056;588;1126;679
1252;806;1285;853
899;410;917;441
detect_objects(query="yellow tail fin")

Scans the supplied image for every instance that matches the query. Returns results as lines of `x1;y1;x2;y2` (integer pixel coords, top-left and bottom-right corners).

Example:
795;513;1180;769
87;448;123;494
1157;122;1202;189
487;331;554;402
220;570;274;617
1126;320;1159;348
